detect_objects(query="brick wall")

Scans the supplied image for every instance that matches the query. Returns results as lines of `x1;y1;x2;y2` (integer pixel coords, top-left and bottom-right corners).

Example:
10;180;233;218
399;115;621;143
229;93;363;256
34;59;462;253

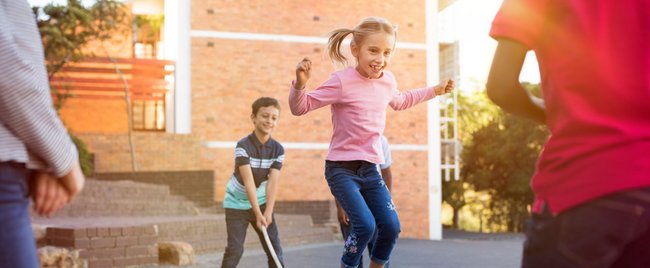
45;225;158;267
77;133;202;173
192;0;425;43
95;170;215;208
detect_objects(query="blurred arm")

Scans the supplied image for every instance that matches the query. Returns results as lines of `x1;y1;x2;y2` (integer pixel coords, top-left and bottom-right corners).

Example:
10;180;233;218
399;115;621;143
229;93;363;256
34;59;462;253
486;39;546;124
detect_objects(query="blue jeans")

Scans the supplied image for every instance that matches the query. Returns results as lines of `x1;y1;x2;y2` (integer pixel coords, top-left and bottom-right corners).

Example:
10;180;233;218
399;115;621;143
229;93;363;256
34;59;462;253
221;204;284;268
340;222;390;268
325;160;400;268
0;162;38;268
522;186;650;268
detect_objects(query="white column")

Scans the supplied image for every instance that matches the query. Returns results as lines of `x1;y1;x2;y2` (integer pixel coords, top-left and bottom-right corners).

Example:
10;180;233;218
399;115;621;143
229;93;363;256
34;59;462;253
164;0;192;134
426;0;443;240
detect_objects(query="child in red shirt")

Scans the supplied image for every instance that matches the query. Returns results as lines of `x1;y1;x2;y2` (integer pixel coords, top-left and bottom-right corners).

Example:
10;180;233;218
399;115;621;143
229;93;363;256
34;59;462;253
487;0;650;267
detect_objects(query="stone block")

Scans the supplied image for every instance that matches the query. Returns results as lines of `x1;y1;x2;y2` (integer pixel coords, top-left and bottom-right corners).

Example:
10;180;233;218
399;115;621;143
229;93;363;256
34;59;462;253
159;241;195;266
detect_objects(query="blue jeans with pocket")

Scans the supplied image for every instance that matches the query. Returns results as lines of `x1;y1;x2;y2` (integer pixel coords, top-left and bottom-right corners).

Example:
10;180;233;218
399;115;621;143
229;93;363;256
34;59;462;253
0;162;38;268
522;186;650;268
325;160;400;268
221;204;284;268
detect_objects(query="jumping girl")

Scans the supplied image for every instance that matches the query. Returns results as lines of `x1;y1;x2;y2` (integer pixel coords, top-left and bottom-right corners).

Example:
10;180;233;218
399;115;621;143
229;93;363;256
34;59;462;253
288;17;453;268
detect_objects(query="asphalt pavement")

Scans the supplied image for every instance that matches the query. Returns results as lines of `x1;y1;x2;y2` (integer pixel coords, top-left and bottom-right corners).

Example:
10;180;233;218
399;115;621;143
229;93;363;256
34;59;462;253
162;230;525;268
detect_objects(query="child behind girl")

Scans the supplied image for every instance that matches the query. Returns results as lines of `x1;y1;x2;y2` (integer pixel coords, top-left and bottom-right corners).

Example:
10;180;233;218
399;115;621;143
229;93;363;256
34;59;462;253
288;17;453;268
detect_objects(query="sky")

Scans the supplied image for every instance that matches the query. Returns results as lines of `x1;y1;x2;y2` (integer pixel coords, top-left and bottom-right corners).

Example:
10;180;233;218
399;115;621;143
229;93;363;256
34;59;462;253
439;0;540;88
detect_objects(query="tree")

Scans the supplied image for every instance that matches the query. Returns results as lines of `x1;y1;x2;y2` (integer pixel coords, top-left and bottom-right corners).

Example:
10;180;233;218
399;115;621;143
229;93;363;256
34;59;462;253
441;90;499;230
442;178;466;229
34;0;129;109
461;84;548;232
33;0;129;174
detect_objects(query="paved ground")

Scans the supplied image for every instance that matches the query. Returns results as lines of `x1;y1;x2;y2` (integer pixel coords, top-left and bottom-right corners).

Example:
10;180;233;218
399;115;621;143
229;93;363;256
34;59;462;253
160;230;525;268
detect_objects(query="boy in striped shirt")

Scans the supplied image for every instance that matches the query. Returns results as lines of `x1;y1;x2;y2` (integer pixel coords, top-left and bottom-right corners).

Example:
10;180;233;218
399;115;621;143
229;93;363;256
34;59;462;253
221;97;285;268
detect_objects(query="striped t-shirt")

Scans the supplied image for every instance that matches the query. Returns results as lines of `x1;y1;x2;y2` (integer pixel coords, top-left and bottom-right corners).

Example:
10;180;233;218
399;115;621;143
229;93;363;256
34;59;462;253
223;133;285;210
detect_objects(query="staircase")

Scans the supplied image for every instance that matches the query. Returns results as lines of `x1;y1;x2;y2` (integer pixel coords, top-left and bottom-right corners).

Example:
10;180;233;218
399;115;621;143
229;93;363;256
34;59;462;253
47;180;198;217
32;179;336;266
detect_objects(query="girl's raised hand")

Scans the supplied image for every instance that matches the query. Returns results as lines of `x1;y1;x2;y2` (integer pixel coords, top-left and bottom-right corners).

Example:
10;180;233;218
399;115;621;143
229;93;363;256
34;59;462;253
435;79;455;95
294;57;312;90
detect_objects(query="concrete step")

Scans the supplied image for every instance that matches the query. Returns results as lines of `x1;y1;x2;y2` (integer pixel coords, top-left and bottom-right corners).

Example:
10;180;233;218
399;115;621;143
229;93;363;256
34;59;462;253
32;179;200;217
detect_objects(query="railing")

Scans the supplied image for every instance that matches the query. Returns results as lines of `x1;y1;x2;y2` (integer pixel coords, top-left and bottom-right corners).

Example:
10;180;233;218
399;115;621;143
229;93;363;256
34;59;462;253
50;57;174;101
50;57;175;131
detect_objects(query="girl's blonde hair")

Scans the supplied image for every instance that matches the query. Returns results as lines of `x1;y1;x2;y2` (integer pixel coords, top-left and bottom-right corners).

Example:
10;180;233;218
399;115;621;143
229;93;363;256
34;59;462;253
327;17;398;66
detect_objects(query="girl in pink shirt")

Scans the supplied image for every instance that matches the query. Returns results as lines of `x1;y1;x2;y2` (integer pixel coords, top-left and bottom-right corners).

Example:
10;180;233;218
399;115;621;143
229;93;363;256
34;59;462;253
289;17;453;268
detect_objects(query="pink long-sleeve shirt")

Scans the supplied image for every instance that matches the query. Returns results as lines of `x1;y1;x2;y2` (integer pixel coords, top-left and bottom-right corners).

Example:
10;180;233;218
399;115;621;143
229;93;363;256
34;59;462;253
289;67;436;164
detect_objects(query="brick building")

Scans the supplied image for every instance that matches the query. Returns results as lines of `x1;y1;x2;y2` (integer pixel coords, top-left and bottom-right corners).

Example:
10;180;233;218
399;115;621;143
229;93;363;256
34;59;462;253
59;0;451;240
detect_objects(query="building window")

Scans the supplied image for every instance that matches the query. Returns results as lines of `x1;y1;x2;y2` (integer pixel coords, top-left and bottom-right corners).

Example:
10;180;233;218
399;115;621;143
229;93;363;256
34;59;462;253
132;99;165;131
133;14;164;59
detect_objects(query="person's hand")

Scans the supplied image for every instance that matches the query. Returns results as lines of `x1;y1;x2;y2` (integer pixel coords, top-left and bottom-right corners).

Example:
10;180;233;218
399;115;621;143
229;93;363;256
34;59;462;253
434;79;454;95
59;161;85;202
263;210;274;227
295;57;312;90
256;212;269;230
30;171;70;217
336;206;349;226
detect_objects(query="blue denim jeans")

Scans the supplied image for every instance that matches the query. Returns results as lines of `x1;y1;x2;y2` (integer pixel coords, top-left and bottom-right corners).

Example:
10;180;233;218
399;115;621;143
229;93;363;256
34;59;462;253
0;162;38;268
325;160;400;268
221;204;284;268
522;186;650;268
340;222;390;268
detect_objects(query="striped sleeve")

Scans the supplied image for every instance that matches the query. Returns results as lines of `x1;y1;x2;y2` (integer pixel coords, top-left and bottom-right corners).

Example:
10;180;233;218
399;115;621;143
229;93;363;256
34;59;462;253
0;0;77;177
234;142;250;167
271;145;284;170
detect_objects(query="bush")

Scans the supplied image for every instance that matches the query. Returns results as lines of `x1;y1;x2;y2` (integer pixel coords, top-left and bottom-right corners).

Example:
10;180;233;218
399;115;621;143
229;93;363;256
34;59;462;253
70;134;94;177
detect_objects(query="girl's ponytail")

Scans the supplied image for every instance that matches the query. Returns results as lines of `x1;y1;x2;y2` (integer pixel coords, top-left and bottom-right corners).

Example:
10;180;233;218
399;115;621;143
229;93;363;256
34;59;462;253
327;28;354;67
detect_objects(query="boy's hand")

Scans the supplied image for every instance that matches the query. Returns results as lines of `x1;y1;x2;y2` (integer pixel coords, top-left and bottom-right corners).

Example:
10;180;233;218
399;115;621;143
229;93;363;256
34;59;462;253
263;210;274;227
434;79;454;95
295;57;312;90
256;212;269;230
31;171;70;217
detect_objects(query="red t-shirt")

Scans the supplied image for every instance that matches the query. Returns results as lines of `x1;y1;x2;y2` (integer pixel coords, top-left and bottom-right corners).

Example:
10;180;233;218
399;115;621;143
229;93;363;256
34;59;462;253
490;0;650;214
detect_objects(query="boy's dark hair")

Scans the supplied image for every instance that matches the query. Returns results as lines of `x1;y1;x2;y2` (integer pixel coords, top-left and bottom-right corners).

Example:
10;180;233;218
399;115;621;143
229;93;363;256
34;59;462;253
252;97;281;115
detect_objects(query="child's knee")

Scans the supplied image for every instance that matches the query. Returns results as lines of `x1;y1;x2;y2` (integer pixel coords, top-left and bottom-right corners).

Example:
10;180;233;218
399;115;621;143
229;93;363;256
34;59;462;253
355;218;377;237
380;218;401;240
224;242;245;255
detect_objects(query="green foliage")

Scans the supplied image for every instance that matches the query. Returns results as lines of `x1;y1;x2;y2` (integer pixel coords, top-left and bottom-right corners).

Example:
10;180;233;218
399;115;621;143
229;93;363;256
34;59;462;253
441;90;499;230
442;179;467;229
70;133;93;176
457;90;501;143
134;14;164;43
33;0;129;109
460;84;549;232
